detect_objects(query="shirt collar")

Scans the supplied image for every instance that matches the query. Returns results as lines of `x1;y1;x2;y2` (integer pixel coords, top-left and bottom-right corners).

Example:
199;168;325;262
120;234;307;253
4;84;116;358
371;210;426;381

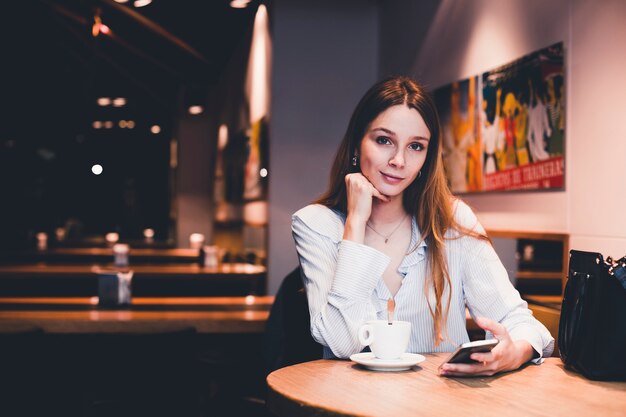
398;217;427;273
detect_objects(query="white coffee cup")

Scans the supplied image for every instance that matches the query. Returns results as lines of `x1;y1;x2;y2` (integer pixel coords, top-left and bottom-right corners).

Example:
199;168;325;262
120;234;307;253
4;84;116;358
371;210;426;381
189;233;205;250
203;245;220;268
358;320;411;359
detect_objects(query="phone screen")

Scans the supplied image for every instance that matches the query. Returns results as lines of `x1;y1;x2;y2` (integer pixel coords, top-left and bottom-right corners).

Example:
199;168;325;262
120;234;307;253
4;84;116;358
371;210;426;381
442;339;499;365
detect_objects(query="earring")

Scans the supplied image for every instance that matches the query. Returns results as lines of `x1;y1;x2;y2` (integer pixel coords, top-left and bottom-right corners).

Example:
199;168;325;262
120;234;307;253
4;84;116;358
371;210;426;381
417;170;422;179
352;155;358;167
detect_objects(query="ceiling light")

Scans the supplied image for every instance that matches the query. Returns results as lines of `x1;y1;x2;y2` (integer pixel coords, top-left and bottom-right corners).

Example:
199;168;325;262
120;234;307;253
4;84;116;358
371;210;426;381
188;105;204;115
119;120;127;128
99;24;110;35
114;0;129;3
103;121;114;129
112;97;126;107
260;168;268;178
92;164;103;175
127;120;135;129
134;0;152;7
230;0;250;9
97;97;111;106
151;125;161;134
92;121;102;129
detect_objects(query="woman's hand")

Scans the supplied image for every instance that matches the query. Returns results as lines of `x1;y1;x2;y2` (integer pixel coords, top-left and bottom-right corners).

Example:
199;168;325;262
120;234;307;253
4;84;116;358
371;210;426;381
342;173;388;243
438;316;536;377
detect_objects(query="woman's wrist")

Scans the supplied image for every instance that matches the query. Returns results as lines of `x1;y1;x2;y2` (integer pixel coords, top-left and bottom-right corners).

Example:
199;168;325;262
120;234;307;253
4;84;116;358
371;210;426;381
343;215;367;243
513;340;536;366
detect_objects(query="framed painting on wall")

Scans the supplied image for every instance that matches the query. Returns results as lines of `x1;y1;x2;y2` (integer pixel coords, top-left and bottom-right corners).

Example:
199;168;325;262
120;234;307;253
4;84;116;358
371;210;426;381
434;42;565;193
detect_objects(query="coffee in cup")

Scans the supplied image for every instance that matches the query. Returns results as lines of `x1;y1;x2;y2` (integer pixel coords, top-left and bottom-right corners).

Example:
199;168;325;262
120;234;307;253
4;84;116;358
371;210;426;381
358;320;411;359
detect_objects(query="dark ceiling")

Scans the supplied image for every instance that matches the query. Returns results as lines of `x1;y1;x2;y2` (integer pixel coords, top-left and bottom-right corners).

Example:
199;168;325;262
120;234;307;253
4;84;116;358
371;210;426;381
2;0;259;144
0;0;261;244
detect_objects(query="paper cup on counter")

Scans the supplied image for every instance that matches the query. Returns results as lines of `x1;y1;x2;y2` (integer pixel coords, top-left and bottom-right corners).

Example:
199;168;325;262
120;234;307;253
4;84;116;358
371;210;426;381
113;243;130;267
189;233;205;250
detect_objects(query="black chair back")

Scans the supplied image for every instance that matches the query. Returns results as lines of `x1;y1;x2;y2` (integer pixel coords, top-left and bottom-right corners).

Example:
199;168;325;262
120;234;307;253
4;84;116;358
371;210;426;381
263;266;323;374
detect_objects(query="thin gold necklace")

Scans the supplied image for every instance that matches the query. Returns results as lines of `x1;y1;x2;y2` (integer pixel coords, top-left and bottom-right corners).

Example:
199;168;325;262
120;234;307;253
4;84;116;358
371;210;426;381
366;215;408;244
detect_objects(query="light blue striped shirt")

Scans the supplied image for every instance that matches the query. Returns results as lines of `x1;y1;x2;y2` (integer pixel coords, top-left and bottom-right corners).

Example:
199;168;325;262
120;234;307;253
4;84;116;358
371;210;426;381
292;201;554;361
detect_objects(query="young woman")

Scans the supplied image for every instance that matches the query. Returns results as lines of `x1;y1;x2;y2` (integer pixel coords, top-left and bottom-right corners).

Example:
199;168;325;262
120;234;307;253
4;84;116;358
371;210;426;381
291;76;554;377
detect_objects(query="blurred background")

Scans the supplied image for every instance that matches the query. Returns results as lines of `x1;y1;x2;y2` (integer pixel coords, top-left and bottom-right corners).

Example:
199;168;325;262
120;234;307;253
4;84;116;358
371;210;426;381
1;0;625;295
1;0;267;256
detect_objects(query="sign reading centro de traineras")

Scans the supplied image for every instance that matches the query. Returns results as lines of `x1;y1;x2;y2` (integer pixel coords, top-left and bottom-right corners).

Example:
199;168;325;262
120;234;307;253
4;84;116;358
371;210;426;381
433;42;565;193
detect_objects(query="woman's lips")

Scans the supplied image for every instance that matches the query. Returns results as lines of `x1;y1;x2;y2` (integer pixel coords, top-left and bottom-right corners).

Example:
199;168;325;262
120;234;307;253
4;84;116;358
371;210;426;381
380;172;404;184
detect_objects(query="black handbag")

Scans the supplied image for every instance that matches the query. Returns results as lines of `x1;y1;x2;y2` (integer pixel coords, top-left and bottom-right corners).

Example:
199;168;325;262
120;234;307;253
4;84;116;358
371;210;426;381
558;249;626;381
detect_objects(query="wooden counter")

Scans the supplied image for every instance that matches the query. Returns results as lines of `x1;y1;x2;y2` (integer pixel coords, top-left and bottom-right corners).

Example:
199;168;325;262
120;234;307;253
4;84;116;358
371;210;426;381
0;263;266;296
0;296;273;334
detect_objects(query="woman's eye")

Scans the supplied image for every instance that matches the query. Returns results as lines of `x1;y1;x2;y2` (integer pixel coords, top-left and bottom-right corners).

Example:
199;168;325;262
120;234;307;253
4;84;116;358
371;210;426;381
409;142;424;151
375;136;391;145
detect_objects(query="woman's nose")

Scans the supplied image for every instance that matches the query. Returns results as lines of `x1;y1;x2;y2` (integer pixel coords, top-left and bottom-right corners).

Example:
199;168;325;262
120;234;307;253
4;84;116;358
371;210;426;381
389;150;405;168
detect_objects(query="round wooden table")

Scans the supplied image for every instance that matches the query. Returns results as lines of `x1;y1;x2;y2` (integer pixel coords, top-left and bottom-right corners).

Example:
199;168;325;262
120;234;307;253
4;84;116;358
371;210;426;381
267;353;626;417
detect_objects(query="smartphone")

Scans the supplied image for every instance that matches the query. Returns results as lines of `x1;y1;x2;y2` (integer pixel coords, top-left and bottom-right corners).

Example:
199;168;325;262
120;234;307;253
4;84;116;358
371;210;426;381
440;339;499;365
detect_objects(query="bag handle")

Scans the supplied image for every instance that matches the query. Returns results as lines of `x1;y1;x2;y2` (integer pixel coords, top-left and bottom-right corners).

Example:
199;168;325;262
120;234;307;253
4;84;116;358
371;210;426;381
607;255;626;290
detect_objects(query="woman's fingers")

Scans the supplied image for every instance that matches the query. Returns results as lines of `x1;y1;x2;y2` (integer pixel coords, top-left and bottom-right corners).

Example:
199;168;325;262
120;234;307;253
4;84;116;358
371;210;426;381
439;321;535;378
346;173;388;201
371;187;390;202
469;351;495;363
439;361;496;377
474;316;510;342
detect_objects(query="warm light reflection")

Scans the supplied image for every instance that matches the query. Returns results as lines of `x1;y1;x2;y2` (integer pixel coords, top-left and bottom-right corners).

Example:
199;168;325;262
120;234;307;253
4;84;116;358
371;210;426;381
100;24;110;35
127;120;135;129
170;139;178;169
243;201;267;226
230;0;250;9
245;295;255;305
112;97;126;107
151;125;161;134
92;15;102;37
105;232;120;244
97;97;111;106
112;243;129;254
55;227;66;241
188;105;203;115
134;0;152;7
103;121;113;129
91;164;103;175
247;4;271;124
92;121;102;129
218;124;228;149
119;120;128;128
143;228;155;239
36;232;48;250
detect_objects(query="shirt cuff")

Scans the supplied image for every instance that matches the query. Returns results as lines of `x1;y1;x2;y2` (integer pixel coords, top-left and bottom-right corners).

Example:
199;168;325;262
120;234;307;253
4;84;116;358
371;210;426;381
331;240;390;300
509;326;548;365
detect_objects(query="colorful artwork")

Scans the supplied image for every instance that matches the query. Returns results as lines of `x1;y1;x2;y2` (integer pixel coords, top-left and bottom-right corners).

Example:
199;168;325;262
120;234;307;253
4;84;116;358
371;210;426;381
434;42;565;193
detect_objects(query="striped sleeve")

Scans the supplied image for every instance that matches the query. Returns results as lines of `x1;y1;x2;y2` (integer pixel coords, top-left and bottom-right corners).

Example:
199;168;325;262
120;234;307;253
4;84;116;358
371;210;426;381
292;205;390;358
455;201;555;361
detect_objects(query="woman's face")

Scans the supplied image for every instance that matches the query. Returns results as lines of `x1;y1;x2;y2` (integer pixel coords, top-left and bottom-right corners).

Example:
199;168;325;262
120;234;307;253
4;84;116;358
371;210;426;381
358;105;431;198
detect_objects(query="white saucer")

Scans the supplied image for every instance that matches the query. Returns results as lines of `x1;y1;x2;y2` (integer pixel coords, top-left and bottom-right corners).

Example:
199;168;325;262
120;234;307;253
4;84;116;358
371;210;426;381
350;352;426;371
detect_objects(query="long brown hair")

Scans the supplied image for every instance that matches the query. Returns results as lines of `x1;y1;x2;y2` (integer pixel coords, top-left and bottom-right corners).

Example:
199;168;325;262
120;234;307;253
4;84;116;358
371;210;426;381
316;76;486;344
